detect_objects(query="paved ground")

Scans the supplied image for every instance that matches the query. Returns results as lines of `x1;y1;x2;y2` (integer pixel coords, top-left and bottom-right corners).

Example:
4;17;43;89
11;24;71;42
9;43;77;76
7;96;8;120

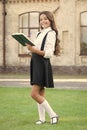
0;79;87;90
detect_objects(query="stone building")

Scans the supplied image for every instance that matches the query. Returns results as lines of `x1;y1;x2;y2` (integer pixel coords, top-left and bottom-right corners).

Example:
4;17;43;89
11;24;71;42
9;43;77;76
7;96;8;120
0;0;87;74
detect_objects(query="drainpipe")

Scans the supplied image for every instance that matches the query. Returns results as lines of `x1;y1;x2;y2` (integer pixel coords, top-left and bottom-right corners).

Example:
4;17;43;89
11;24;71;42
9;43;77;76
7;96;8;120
2;0;7;71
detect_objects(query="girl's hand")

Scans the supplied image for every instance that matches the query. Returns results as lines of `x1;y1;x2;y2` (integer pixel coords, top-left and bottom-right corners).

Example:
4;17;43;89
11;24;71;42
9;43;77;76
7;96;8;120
26;43;45;56
26;43;36;53
26;44;32;51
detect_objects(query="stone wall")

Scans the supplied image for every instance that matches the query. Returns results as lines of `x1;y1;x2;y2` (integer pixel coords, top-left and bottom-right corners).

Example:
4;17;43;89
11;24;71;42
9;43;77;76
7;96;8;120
0;0;87;74
0;2;3;66
0;65;87;75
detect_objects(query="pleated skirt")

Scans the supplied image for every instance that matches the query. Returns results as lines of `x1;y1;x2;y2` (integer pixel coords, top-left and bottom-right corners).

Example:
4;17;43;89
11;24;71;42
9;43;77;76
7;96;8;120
30;53;54;88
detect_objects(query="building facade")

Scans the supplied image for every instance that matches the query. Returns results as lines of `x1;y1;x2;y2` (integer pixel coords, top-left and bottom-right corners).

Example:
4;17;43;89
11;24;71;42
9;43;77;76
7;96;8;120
0;0;87;74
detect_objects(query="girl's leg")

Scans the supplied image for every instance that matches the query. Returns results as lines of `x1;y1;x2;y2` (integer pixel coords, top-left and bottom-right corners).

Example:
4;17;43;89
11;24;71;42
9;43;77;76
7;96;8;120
31;85;58;124
37;103;45;123
40;100;59;124
31;85;45;124
31;84;45;103
37;87;45;124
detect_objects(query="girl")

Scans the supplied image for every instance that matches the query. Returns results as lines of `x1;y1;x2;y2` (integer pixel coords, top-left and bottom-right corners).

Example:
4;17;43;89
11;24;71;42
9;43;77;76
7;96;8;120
26;11;60;125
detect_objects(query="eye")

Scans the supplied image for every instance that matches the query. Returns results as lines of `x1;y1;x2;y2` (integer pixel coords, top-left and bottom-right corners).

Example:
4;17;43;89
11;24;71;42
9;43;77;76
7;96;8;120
44;17;48;20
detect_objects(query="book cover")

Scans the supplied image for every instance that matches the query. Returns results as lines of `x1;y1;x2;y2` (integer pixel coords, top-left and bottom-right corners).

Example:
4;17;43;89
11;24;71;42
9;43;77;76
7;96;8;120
12;33;35;46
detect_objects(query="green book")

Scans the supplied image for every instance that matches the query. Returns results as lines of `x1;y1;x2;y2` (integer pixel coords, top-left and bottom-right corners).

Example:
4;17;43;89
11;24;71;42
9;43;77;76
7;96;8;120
12;33;34;46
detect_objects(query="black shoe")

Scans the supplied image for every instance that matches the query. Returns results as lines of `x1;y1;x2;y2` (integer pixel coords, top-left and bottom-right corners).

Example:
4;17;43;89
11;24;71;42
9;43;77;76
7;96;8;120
50;115;59;124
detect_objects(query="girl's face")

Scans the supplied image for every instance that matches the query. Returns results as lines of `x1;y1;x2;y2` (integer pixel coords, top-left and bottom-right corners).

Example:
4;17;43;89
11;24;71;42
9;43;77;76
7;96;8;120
40;14;51;29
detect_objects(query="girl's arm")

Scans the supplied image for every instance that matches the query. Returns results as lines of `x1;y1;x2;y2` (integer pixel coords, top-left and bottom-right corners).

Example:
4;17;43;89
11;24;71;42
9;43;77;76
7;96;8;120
26;44;45;56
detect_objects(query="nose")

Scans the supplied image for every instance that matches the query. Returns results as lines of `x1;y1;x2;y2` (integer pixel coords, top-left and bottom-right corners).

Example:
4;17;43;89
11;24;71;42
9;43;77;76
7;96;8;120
41;19;45;23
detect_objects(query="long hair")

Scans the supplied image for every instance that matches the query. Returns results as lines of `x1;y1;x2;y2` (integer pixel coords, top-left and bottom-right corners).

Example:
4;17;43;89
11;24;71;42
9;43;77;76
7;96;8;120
39;11;60;56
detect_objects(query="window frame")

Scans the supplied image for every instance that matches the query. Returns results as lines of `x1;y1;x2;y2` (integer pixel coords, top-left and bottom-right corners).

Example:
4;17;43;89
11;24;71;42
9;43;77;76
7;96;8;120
18;11;40;57
80;11;87;55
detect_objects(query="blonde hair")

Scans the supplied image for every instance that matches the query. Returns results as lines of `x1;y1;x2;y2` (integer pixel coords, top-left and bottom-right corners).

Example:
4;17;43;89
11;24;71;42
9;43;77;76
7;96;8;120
39;11;60;56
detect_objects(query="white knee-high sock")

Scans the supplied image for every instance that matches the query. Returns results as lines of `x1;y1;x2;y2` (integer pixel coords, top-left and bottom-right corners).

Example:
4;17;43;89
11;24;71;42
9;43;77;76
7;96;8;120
41;100;56;118
37;103;45;122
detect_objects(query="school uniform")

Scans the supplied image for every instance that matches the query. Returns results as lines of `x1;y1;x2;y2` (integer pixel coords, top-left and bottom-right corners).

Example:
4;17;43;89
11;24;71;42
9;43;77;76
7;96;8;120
30;27;56;88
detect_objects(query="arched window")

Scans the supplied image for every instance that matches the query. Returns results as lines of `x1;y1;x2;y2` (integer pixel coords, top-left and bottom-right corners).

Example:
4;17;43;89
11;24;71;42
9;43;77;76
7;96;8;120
18;11;40;57
80;11;87;55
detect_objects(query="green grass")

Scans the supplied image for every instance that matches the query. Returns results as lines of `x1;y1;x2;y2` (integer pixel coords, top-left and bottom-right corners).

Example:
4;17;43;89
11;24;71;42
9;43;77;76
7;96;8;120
0;87;87;130
0;73;87;79
0;73;30;79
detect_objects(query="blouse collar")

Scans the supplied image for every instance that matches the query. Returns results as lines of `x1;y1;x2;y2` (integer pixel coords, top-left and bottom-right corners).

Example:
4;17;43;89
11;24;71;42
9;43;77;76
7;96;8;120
41;27;52;33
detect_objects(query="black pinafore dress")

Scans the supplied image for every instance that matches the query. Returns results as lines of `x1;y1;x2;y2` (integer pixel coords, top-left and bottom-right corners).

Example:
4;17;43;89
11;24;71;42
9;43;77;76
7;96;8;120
30;32;54;88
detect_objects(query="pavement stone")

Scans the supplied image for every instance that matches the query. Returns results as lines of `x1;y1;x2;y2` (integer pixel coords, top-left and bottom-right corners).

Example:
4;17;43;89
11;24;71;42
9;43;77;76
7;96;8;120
0;79;87;90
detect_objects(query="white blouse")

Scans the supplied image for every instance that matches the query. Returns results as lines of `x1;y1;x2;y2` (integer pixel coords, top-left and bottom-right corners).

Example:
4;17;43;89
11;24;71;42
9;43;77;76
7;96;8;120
34;27;56;58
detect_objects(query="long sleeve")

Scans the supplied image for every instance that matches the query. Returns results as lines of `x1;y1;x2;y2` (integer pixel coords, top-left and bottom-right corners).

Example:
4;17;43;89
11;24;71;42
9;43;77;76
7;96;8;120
34;27;56;58
44;31;56;58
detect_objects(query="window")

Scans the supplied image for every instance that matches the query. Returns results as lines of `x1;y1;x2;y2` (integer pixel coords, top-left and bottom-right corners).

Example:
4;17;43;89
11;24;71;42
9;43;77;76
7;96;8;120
80;11;87;55
18;11;40;57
